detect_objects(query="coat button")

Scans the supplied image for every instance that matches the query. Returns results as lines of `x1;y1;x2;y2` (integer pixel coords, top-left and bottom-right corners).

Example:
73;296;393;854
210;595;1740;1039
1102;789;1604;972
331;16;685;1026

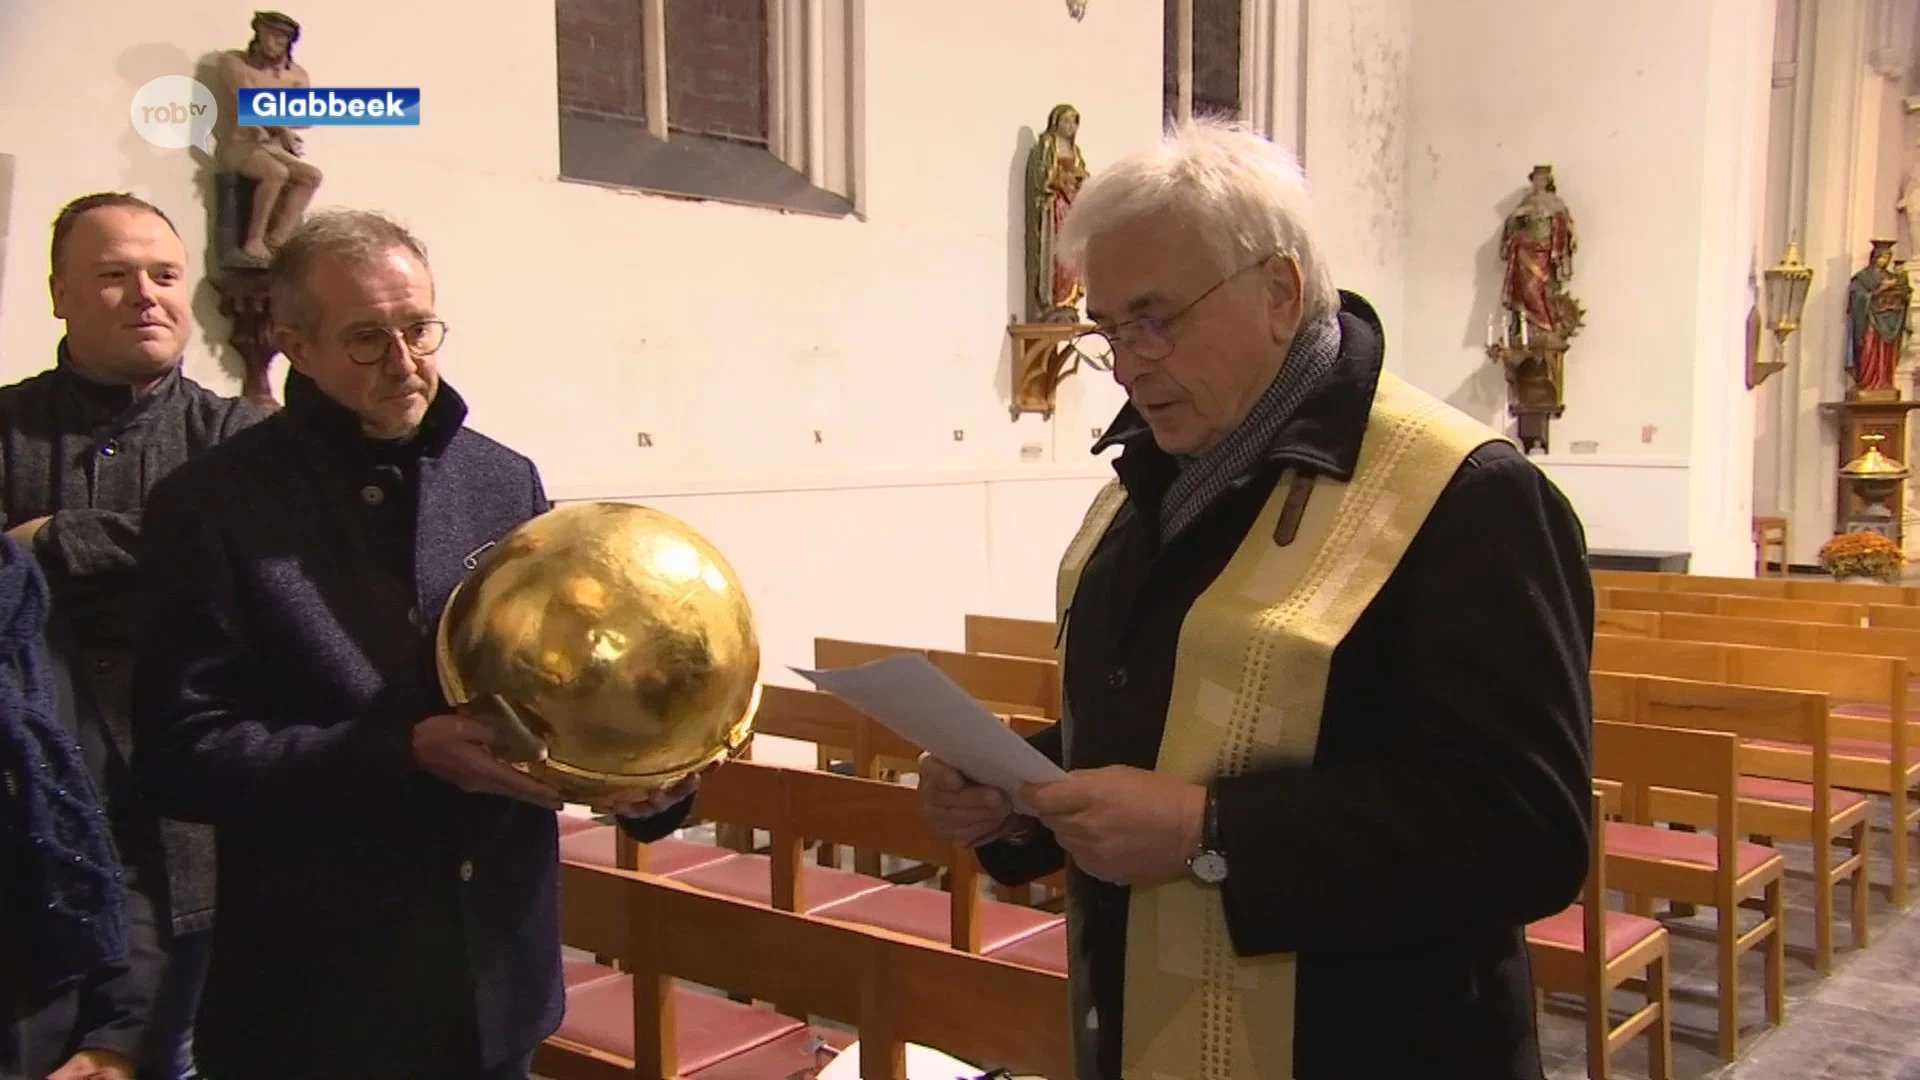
98;440;119;457
458;859;474;882
1106;667;1128;689
360;484;385;505
407;606;421;627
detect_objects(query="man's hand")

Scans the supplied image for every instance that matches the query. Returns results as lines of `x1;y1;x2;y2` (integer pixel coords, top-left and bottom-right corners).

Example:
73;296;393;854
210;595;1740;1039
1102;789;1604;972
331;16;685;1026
917;753;1029;847
412;713;564;810
46;1048;133;1080
7;515;50;549
1021;766;1207;885
591;759;720;818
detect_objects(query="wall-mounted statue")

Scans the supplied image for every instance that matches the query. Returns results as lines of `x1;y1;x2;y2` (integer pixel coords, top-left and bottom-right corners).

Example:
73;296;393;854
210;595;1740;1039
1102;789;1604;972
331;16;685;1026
1844;239;1911;400
1499;165;1580;346
212;10;322;268
1025;104;1089;323
1487;165;1583;453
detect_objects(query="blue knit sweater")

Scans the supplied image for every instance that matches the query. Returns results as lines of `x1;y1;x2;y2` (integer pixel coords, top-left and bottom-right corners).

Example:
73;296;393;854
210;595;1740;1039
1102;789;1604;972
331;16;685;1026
0;533;126;996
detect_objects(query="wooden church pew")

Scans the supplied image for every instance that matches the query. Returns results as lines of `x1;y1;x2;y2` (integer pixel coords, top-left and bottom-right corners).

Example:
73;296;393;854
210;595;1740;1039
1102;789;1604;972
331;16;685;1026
1590;569;1919;607
1592;634;1915;908
1591;672;1869;973
1527;788;1672;1080
1871;604;1920;631
1592;720;1785;1060
543;864;1072;1080
1652;612;1920;689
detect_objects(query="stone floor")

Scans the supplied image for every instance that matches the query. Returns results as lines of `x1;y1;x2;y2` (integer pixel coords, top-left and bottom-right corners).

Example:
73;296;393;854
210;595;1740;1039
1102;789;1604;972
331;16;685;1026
1538;799;1920;1079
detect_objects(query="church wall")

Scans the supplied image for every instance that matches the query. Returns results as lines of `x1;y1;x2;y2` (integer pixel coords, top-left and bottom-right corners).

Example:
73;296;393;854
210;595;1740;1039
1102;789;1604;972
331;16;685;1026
0;0;1161;697
0;1;1406;705
1397;0;1769;569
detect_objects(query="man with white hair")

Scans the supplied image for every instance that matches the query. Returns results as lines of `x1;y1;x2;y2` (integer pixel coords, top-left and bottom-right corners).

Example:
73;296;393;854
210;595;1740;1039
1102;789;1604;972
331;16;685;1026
919;119;1593;1078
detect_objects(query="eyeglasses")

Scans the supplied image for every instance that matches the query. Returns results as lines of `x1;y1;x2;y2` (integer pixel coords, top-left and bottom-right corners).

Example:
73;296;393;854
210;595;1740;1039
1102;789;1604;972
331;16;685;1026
341;319;448;366
1071;256;1273;363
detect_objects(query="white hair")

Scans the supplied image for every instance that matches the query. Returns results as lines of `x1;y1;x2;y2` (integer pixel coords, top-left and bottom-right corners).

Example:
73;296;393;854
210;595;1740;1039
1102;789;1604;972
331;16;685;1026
1057;117;1338;320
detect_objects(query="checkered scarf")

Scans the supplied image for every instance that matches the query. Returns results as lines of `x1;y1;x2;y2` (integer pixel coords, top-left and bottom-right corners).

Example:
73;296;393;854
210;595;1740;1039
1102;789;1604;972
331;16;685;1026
1159;314;1343;543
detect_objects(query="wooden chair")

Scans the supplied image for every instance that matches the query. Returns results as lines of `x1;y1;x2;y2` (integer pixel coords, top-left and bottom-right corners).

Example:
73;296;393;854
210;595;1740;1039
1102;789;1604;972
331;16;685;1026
1592;720;1786;1059
963;614;1056;660
543;863;1072;1080
813;638;1059;718
1591;672;1870;973
1754;515;1789;577
1593;633;1914;908
1527;788;1671;1080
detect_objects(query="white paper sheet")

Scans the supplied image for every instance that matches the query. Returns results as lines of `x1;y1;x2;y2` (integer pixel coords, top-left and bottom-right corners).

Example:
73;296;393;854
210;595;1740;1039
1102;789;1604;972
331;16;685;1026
813;1039;983;1080
790;654;1066;814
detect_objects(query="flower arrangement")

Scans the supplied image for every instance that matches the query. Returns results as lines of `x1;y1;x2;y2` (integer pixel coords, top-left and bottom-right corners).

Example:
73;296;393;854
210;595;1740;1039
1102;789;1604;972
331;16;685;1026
1817;530;1905;582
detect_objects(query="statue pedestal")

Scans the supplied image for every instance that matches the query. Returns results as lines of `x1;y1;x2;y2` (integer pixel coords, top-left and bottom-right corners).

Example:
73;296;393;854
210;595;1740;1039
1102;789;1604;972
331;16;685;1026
1820;398;1920;547
1487;342;1567;454
1008;319;1099;420
211;268;280;407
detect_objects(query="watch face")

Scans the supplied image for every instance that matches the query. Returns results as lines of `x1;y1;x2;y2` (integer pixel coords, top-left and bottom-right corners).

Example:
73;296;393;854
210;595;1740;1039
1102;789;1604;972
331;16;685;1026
1191;850;1228;884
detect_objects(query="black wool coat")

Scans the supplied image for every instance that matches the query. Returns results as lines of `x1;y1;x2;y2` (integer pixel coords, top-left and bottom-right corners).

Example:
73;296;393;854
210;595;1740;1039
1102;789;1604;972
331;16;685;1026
131;374;689;1079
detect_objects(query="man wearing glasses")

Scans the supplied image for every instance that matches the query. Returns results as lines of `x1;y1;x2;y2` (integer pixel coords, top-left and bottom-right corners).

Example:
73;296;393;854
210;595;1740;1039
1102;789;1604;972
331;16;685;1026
130;209;697;1080
918;119;1593;1079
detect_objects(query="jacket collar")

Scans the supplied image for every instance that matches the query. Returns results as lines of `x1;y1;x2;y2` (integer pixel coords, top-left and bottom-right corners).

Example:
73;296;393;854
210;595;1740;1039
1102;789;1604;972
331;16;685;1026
282;368;468;461
1095;289;1386;494
53;337;184;425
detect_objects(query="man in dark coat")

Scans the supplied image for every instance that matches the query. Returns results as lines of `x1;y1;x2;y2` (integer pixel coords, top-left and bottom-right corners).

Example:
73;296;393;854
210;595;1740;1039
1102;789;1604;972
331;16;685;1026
1;192;271;1080
131;209;698;1080
919;120;1594;1080
0;531;136;1080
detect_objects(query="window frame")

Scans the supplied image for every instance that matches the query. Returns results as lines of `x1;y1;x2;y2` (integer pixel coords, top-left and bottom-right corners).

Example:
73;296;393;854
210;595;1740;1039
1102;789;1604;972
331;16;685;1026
561;0;865;217
1165;0;1304;152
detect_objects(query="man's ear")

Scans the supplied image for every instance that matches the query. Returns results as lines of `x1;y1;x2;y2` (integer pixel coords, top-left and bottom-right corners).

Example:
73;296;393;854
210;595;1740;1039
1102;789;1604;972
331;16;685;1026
273;324;307;372
48;273;66;320
1266;254;1305;343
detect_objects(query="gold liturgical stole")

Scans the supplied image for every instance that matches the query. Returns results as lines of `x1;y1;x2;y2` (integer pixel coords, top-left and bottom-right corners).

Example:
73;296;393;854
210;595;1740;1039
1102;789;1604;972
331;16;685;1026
1054;371;1504;1080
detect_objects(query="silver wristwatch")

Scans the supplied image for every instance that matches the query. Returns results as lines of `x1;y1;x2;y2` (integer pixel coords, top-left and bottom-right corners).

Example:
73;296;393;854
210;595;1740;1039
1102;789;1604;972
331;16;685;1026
1188;787;1228;884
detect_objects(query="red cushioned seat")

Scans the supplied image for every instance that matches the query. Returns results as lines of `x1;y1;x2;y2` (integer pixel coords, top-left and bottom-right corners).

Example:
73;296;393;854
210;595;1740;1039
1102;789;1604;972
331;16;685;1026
563;959;621;989
687;1026;853;1079
984;921;1067;974
558;826;739;875
814;887;1063;952
556;813;601;836
1604;821;1778;877
666;853;893;912
556;976;804;1073
1526;905;1664;961
1736;776;1870;814
1748;736;1920;767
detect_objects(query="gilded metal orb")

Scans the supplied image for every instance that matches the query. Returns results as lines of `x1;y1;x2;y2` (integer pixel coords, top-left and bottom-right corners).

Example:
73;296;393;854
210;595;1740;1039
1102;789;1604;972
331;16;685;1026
434;501;760;802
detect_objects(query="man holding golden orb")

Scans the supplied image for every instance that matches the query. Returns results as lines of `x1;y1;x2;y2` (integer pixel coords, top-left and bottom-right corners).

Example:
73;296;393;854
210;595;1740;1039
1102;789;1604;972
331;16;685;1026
131;210;747;1080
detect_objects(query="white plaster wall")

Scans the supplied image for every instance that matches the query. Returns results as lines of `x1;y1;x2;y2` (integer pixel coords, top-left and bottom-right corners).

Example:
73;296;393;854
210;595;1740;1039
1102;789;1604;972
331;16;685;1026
3;1;1436;683
1302;0;1412;349
1400;0;1770;568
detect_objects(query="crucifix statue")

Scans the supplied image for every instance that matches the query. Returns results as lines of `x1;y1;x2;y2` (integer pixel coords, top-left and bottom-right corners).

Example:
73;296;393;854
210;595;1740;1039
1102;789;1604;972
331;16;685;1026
211;10;322;268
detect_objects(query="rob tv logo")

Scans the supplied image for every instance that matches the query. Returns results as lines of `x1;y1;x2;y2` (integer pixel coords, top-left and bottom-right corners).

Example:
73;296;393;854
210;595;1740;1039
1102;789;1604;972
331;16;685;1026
237;87;421;126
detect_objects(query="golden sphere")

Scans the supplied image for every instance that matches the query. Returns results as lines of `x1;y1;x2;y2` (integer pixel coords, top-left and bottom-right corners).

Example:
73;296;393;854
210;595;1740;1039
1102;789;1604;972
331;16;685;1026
434;501;760;802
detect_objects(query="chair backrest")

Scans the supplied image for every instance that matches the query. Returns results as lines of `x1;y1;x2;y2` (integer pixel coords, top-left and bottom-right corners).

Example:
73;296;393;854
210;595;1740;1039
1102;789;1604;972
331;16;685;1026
1591;670;1831;793
1591;719;1740;840
1596;608;1660;637
963;614;1056;660
1657;611;1920;669
1871;603;1920;631
753;683;922;767
813;638;1059;717
555;864;1073;1080
1593;633;1902;706
1603;587;1864;626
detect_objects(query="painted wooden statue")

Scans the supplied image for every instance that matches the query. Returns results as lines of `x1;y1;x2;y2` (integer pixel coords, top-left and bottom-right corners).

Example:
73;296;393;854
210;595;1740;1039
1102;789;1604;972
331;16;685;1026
1499;164;1580;345
1025;104;1089;323
1846;239;1912;397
